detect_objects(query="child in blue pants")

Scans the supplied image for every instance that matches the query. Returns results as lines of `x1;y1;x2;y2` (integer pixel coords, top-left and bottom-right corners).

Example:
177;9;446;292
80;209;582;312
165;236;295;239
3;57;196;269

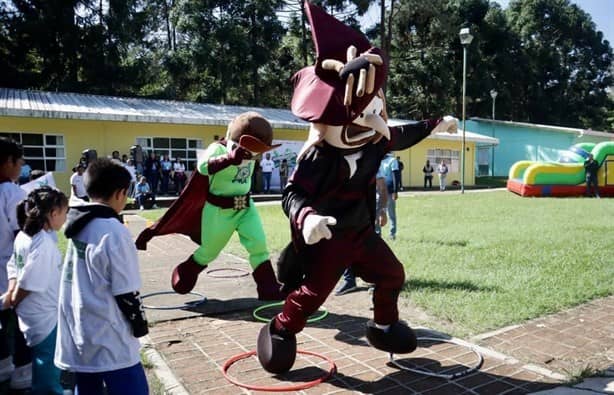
5;186;69;394
0;137;32;391
55;159;149;395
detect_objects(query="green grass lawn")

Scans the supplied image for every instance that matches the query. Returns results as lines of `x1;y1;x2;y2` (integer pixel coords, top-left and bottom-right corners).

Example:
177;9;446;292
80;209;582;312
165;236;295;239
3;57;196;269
117;192;614;337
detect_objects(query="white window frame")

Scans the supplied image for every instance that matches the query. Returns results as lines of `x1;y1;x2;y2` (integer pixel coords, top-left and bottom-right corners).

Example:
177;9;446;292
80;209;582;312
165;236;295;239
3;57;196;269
0;132;66;172
135;136;203;171
427;148;460;173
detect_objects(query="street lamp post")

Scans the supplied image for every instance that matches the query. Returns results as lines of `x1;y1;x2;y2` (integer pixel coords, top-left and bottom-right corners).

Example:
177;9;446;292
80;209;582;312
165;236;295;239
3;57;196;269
459;27;473;194
490;89;497;176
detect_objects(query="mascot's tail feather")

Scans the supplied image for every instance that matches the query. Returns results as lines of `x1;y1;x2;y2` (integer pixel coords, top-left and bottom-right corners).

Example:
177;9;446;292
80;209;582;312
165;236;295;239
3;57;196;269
135;172;208;250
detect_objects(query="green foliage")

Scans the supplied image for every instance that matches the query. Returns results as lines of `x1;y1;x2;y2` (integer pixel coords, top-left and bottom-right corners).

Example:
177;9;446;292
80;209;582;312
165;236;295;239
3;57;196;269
506;0;613;129
0;0;612;130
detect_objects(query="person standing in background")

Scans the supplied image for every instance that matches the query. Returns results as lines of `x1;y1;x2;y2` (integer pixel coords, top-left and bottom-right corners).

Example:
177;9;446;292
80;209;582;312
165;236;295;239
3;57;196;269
124;159;137;197
260;153;275;194
111;150;122;164
422;160;434;189
70;164;89;202
173;158;186;195
379;153;399;241
437;160;448;191
18;162;31;185
396;156;404;191
5;187;69;394
584;153;600;198
279;159;289;192
144;152;161;196
0;137;32;392
160;155;172;195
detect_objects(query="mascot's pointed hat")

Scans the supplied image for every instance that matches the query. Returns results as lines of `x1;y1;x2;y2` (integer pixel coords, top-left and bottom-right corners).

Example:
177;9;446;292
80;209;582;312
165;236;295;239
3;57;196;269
291;1;388;126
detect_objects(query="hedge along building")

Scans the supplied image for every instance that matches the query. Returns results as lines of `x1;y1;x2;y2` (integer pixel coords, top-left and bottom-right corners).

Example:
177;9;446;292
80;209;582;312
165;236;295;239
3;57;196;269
0;88;498;193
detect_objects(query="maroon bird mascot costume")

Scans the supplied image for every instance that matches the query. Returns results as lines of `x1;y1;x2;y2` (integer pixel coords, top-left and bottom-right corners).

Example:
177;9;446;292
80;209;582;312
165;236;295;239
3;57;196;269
256;1;458;373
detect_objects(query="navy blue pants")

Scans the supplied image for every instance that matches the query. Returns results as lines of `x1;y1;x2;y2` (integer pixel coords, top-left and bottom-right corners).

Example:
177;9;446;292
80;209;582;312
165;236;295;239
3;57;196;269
75;363;148;395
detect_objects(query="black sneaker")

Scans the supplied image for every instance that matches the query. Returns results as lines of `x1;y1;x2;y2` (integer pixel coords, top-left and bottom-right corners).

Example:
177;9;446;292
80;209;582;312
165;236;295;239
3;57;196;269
335;280;358;296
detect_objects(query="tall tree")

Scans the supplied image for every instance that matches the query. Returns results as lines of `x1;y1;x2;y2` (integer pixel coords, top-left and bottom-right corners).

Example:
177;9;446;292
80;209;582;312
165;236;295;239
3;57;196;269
507;0;613;129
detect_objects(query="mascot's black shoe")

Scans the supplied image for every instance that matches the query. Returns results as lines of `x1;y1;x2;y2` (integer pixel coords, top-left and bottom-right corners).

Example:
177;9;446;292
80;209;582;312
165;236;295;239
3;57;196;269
365;320;417;354
253;260;287;301
172;255;206;294
257;319;296;374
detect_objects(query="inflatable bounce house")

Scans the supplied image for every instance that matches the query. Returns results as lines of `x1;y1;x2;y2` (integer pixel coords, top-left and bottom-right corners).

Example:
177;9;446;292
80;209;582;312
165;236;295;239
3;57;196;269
507;141;614;197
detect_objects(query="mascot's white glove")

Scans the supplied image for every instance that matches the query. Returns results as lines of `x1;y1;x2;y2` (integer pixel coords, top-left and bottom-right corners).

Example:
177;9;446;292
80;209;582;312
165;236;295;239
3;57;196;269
302;214;337;245
431;115;458;134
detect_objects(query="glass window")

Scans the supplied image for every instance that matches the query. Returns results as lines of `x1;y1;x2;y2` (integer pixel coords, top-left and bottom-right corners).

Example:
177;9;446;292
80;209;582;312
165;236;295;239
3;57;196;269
427;148;460;173
136;137;150;148
45;135;64;145
153;138;170;148
187;160;198;171
24;147;44;157
136;136;203;163
21;133;44;145
28;159;45;171
2;132;65;172
171;138;186;149
45;147;65;157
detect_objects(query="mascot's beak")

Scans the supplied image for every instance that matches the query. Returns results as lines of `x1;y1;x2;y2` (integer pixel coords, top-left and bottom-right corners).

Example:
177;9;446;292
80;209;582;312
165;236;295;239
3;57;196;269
239;134;281;154
362;113;389;140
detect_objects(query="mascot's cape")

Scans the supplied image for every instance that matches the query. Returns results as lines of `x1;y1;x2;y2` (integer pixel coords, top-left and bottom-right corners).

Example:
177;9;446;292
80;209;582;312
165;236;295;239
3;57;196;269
135;172;207;250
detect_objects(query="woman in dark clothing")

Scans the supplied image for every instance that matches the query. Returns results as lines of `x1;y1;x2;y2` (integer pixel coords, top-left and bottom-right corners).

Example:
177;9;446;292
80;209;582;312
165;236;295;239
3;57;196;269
144;152;161;196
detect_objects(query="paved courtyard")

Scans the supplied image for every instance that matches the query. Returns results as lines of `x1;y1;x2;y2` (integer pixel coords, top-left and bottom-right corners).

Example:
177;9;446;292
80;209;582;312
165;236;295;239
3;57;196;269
126;213;613;394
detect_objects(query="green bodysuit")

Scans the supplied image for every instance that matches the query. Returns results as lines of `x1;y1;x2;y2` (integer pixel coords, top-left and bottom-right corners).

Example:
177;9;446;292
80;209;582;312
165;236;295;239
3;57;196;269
192;142;269;269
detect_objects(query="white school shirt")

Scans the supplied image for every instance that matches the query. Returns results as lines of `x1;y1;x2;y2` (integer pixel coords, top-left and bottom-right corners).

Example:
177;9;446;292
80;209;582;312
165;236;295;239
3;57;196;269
173;162;185;173
70;173;87;197
260;158;275;173
7;230;61;347
0;181;26;292
124;164;137;182
55;216;142;372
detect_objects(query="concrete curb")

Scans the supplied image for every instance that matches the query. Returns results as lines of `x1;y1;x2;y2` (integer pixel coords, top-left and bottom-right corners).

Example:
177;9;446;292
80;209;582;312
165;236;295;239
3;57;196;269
140;335;190;395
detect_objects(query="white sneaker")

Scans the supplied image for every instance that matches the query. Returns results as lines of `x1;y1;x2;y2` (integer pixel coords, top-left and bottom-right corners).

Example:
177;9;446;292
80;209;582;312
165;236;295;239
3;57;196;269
0;356;14;382
140;205;144;210
152;204;159;209
10;362;31;389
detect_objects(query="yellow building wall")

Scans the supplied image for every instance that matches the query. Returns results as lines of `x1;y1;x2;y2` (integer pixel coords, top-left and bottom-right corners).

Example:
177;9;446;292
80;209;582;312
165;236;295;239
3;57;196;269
394;139;475;188
1;115;474;192
0;115;307;193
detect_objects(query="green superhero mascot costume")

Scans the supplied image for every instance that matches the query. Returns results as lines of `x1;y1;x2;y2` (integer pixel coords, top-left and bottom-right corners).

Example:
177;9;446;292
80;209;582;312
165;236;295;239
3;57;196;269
136;112;285;300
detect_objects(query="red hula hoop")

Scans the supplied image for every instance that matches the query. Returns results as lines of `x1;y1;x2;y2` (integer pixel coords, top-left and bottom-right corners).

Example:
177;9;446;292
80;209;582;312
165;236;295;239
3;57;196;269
221;349;337;392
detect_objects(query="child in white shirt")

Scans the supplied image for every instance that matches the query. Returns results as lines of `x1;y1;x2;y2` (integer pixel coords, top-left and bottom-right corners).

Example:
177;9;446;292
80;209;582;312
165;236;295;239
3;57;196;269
0;137;32;390
55;158;149;395
4;186;68;394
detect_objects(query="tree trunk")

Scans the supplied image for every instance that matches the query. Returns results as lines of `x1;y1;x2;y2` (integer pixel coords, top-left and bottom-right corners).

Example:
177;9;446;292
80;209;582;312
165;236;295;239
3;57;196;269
301;1;308;66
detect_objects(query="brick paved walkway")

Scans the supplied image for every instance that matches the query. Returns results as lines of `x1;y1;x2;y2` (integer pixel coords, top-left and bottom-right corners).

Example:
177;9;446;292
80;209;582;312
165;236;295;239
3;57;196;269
127;213;613;394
